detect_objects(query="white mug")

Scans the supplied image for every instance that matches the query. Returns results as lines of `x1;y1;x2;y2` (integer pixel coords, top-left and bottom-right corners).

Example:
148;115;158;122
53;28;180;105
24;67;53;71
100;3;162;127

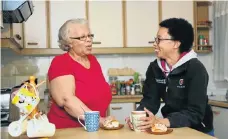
8;120;27;137
27;115;55;138
130;111;146;132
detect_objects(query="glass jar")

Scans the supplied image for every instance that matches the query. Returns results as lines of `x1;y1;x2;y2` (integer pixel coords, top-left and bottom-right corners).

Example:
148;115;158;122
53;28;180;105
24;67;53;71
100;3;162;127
135;84;141;95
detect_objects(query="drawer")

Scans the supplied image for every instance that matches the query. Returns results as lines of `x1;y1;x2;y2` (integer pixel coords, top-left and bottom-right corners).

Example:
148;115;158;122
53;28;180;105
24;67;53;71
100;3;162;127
109;103;135;124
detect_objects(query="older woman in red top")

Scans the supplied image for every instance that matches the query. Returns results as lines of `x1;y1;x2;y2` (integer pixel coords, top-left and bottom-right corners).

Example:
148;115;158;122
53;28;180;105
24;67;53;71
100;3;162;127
47;19;112;129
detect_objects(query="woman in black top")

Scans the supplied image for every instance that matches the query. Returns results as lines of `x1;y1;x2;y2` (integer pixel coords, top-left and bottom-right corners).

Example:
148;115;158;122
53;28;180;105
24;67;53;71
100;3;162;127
126;18;214;136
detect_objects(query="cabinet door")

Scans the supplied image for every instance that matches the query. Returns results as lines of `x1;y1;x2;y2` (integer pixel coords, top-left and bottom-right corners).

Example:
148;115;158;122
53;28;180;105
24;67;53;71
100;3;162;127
50;1;86;48
109;103;134;124
1;23;24;47
88;1;123;47
126;1;159;47
24;1;47;48
212;106;228;139
161;1;194;26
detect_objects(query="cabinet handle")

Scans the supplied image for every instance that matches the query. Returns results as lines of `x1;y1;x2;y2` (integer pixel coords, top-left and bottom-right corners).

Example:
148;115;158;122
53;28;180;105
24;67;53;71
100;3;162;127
92;41;101;44
111;107;122;110
148;41;154;44
15;34;22;40
212;110;220;115
27;42;38;45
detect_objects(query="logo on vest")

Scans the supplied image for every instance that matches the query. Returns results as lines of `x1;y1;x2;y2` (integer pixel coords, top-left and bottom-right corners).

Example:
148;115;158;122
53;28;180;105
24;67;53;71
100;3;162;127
177;79;185;88
179;79;184;85
155;78;166;84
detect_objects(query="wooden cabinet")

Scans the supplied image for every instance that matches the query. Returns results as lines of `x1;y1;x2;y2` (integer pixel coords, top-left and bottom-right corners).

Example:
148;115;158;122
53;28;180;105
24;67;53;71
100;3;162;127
23;1;47;48
161;1;194;26
109;103;135;124
88;1;123;48
4;1;211;55
1;23;23;51
49;1;86;48
125;1;159;47
212;106;228;139
194;1;212;53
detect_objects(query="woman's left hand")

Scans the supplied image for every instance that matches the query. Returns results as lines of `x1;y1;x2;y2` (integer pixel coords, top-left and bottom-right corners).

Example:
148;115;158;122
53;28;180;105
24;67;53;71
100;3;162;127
137;108;171;131
100;116;116;126
137;107;156;131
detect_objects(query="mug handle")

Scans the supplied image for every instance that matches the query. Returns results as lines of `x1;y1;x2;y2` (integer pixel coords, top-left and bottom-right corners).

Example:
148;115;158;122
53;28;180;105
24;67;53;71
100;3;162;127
77;115;86;130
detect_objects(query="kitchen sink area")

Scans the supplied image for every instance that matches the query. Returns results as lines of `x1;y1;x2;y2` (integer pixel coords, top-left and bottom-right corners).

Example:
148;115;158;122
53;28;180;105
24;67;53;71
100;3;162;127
208;95;228;102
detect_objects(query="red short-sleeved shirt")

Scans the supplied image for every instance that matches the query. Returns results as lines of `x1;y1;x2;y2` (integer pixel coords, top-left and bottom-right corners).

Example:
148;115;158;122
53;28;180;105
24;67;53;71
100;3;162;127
47;53;112;129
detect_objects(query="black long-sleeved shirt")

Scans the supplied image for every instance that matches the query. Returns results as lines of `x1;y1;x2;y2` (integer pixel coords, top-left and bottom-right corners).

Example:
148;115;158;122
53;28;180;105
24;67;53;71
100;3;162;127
137;58;213;133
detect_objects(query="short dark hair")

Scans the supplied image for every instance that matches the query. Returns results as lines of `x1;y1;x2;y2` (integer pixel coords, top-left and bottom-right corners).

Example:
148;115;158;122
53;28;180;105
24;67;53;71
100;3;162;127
159;18;194;53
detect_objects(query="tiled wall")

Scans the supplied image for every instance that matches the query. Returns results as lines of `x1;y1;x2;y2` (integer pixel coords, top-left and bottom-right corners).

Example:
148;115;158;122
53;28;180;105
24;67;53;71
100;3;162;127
1;49;227;96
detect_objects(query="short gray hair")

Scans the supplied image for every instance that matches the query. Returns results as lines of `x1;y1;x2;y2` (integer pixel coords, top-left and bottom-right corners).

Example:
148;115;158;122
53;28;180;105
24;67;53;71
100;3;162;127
58;18;89;51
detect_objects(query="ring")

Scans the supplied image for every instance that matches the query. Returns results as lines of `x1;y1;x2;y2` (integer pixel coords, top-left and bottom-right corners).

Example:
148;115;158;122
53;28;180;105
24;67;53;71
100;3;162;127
125;118;128;124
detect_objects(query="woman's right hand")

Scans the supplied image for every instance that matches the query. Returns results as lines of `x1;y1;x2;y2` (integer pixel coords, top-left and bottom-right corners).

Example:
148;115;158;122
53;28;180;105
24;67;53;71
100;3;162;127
125;117;133;130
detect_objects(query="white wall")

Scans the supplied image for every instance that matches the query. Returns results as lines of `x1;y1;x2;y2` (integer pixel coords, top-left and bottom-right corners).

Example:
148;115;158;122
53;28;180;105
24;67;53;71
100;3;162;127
1;49;227;95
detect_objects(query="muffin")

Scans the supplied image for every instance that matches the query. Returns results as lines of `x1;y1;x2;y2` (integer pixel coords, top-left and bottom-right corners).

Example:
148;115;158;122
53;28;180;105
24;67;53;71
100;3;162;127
151;123;167;132
103;119;120;128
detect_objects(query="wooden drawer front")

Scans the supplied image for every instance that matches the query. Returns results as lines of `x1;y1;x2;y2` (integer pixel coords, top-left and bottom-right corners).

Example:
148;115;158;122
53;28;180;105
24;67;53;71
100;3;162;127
109;103;134;124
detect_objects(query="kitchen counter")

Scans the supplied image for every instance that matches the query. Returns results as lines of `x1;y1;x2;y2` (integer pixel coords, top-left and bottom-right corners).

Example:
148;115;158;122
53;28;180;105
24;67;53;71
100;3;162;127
1;126;216;139
208;100;228;108
112;95;228;108
112;95;143;103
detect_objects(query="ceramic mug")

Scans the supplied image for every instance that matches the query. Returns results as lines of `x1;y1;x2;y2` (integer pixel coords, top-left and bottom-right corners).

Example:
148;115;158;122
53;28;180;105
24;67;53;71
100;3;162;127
8;119;28;137
78;111;100;132
27;115;56;138
130;111;146;132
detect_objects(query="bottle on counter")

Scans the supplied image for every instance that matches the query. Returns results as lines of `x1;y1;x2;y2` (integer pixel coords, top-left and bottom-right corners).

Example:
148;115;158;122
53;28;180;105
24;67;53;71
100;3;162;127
140;77;145;94
126;82;131;95
120;82;126;95
130;86;135;95
116;80;121;95
198;35;204;45
110;81;117;95
204;38;208;45
135;84;141;95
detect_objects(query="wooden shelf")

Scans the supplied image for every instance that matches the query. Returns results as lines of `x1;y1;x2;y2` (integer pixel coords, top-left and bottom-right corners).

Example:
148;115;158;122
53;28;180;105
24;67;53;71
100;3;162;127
194;1;212;54
197;25;212;29
19;47;155;56
196;1;212;7
112;95;143;103
195;49;212;53
198;45;212;47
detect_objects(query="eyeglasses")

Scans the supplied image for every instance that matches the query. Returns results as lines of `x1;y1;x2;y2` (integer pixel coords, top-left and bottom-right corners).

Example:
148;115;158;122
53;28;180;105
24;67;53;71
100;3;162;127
70;34;94;41
154;37;174;45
